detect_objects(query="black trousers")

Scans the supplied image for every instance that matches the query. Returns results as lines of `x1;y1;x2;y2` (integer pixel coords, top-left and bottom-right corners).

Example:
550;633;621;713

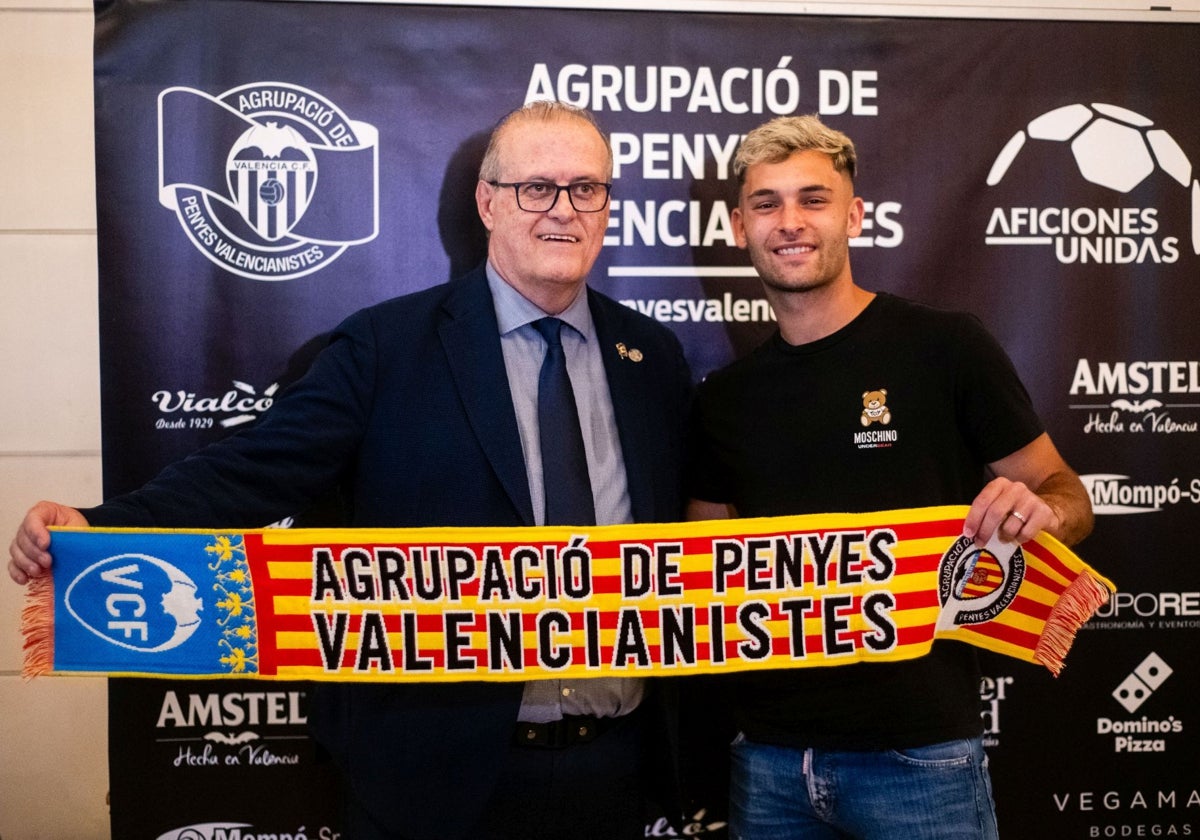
343;708;649;840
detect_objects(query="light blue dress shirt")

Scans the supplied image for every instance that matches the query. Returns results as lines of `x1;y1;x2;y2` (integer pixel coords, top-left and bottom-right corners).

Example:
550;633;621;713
486;264;645;722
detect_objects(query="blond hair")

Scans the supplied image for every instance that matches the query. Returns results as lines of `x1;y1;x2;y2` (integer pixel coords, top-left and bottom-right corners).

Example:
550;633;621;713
734;114;857;184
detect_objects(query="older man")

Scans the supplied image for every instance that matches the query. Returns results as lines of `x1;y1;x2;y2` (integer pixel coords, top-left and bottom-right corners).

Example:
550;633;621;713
11;101;692;840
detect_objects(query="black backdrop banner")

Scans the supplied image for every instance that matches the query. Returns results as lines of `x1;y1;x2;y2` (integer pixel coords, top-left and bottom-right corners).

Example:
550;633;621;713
93;1;1199;837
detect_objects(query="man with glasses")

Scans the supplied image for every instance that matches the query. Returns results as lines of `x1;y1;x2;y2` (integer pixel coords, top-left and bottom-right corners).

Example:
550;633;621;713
9;101;692;839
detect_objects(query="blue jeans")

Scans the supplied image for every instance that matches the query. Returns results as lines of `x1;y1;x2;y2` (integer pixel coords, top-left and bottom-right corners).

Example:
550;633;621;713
729;734;999;840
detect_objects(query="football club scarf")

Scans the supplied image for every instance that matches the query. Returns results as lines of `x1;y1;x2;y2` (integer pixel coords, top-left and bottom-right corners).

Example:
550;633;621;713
22;505;1113;682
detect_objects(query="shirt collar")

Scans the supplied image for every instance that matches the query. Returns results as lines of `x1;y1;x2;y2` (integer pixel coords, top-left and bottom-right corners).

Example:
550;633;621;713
486;261;593;340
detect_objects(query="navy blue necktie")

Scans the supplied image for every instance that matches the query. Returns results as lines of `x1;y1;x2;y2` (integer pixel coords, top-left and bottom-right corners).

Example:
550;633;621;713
533;317;596;526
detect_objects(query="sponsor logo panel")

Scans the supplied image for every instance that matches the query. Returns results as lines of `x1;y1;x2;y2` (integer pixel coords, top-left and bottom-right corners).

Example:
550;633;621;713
151;380;279;432
986;103;1199;266
158;82;379;281
1070;358;1200;440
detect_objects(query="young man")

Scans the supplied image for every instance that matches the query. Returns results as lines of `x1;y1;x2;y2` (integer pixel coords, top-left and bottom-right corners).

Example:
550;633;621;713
10;101;692;840
686;115;1093;839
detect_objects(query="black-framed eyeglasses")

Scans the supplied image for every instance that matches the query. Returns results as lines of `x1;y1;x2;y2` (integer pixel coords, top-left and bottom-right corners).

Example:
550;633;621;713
488;181;612;213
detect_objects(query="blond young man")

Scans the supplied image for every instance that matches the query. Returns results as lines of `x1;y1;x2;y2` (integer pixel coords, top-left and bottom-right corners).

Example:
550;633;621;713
687;115;1092;840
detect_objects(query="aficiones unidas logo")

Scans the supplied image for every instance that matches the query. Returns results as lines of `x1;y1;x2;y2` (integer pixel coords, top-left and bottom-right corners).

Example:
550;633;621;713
986;102;1198;265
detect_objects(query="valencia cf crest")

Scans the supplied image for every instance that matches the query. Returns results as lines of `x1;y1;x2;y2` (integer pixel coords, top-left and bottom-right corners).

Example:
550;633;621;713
158;82;378;281
936;535;1025;629
227;122;318;242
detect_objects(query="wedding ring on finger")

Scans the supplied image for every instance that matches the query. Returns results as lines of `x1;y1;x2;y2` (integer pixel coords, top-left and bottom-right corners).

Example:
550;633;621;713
1008;510;1028;525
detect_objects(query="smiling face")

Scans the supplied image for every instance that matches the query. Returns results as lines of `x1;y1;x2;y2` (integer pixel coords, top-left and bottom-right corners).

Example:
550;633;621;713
475;114;612;314
732;149;864;297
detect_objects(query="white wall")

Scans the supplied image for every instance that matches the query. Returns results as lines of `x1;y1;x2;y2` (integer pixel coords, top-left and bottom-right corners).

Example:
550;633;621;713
0;1;1196;838
0;1;106;838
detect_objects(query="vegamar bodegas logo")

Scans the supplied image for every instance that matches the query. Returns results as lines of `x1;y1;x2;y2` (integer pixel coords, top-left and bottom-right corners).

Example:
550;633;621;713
985;103;1199;264
158;82;379;281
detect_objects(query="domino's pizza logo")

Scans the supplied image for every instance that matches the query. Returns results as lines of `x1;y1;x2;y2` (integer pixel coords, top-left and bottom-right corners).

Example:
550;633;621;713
1112;652;1172;713
158;82;379;281
985;103;1198;265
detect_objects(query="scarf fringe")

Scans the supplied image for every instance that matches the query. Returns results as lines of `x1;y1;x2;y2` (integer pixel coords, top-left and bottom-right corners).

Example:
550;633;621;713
1034;572;1112;676
21;575;55;679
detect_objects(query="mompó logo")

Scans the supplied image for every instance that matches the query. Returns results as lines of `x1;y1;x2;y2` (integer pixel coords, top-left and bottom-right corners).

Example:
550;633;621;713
1081;473;1200;515
985;103;1199;263
158;82;379;281
64;554;204;653
1113;652;1172;713
155;824;252;840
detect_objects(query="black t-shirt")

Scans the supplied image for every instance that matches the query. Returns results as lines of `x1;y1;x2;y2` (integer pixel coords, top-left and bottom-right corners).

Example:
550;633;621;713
688;292;1044;749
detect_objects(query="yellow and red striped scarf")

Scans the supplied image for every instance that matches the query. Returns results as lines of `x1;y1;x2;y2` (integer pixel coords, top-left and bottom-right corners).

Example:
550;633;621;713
23;505;1112;681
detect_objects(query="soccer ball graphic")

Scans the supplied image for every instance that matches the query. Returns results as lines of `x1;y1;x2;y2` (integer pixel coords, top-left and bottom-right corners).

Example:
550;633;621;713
987;103;1199;255
257;177;286;207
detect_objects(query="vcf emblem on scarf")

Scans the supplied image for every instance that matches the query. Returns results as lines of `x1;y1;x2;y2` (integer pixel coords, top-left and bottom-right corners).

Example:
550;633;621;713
22;506;1113;682
938;536;1025;628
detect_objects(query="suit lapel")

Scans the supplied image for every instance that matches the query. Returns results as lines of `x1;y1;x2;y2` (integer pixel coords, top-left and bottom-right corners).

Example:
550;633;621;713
438;270;536;526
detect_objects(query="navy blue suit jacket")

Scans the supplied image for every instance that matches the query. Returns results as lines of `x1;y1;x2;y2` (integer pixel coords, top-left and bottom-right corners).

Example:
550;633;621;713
85;265;693;837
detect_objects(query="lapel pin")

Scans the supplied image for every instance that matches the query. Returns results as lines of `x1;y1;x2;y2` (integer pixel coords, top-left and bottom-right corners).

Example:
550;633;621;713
615;342;644;363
